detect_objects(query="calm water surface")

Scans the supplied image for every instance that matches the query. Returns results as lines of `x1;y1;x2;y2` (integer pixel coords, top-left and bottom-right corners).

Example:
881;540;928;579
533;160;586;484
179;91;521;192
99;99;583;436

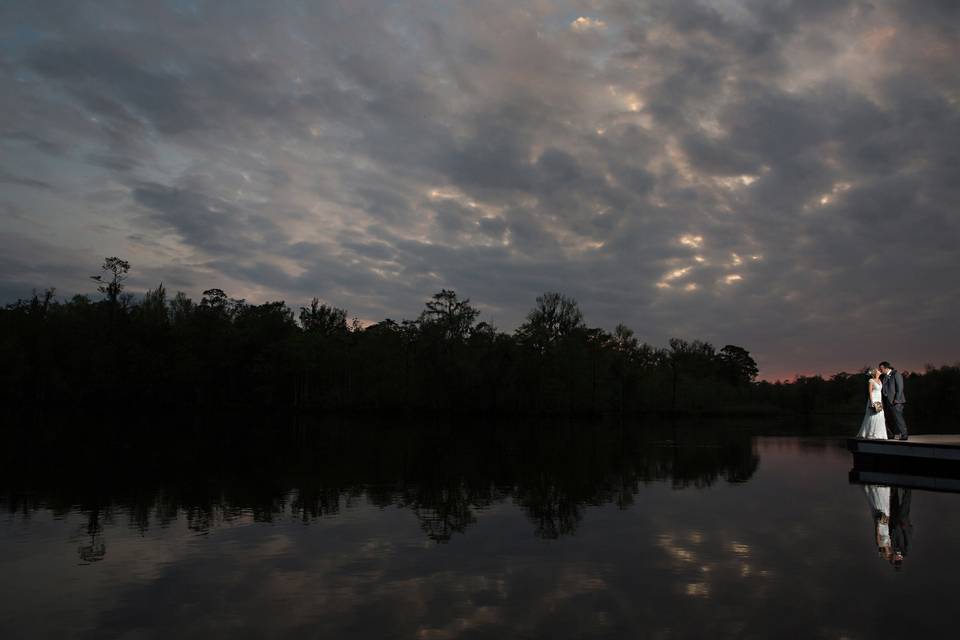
1;422;957;639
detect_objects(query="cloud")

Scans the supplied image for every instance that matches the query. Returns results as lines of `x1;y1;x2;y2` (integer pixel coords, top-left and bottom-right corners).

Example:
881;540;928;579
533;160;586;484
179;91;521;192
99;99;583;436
0;170;54;190
0;0;958;377
570;16;607;32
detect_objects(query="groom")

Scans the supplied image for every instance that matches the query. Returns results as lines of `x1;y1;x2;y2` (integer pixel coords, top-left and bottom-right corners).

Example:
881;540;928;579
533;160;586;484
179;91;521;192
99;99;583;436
879;361;908;441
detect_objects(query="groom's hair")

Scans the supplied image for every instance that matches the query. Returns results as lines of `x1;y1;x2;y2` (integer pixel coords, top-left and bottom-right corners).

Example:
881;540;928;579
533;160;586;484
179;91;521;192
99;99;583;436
879;361;891;369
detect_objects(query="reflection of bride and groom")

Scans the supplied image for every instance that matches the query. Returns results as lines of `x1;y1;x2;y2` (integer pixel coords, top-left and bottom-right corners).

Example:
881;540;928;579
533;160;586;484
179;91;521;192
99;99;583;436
863;484;912;569
856;361;908;441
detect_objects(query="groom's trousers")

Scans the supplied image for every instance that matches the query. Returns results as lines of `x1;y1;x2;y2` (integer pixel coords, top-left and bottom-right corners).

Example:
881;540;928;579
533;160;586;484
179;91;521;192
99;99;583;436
885;402;908;439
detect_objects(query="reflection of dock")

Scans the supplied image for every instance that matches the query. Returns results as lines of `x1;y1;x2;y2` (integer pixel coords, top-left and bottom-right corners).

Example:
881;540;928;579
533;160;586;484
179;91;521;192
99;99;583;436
848;435;960;487
849;468;960;493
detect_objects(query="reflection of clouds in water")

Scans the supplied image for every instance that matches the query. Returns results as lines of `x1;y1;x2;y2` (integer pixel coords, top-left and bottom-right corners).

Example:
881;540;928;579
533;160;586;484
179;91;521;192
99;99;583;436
658;530;771;600
416;605;500;640
6;434;957;638
658;533;697;563
64;499;627;638
5;478;959;639
542;571;610;603
256;532;293;558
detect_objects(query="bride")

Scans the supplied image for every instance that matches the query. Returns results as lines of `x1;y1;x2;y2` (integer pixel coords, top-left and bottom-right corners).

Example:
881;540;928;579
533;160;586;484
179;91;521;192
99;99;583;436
857;368;887;439
863;483;892;561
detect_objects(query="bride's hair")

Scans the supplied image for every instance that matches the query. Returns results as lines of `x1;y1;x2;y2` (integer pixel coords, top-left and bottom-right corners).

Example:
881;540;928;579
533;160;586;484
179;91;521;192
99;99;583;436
866;367;879;378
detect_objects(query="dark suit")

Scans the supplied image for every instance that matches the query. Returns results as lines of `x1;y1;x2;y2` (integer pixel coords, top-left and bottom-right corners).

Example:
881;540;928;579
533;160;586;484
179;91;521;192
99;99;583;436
881;369;908;439
890;487;912;560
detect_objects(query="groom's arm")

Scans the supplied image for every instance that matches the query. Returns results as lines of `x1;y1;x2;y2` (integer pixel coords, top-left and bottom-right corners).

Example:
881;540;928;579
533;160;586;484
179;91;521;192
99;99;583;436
881;377;893;403
895;372;905;403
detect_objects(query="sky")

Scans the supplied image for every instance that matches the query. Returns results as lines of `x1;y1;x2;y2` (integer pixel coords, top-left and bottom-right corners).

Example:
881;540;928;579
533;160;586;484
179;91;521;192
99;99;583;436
1;0;958;380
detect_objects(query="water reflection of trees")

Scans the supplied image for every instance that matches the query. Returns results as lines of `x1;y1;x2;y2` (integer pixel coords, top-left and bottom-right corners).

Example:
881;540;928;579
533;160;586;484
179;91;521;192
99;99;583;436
1;419;759;550
77;507;107;564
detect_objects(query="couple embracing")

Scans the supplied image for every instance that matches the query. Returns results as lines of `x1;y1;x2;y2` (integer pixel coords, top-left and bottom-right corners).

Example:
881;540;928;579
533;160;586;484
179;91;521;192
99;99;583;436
857;361;908;441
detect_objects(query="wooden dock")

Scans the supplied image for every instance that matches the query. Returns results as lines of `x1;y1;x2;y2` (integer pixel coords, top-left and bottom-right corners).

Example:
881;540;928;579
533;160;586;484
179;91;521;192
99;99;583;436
848;435;960;482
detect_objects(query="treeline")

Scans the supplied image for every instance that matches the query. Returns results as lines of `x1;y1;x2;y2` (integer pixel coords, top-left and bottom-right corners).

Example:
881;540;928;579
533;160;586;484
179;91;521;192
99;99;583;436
0;257;762;414
1;257;957;418
753;367;960;422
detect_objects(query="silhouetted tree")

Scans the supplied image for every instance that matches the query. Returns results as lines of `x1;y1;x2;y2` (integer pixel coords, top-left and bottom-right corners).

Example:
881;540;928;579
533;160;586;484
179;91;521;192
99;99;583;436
667;338;717;411
610;324;640;412
417;289;479;342
515;291;585;352
719;344;759;385
136;283;168;327
200;288;229;312
89;257;129;308
299;298;348;336
169;291;194;325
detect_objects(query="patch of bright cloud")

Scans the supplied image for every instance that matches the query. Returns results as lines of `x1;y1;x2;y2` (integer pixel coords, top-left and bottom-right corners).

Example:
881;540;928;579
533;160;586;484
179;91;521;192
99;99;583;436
570;16;607;32
679;234;704;249
664;266;692;281
816;181;853;206
714;174;758;190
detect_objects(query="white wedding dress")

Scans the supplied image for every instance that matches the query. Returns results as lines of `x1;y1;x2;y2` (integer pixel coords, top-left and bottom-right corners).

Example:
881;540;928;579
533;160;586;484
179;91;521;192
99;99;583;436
864;484;890;518
863;484;891;548
856;379;887;439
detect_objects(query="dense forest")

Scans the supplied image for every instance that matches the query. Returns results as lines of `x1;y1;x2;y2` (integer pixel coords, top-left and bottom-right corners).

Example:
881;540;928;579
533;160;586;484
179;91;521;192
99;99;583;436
2;257;958;419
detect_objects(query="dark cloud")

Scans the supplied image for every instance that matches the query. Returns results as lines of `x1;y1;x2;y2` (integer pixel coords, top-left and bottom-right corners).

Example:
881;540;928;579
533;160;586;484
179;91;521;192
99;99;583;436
0;170;54;190
27;44;199;135
132;182;243;253
0;131;68;155
352;187;414;225
0;0;958;378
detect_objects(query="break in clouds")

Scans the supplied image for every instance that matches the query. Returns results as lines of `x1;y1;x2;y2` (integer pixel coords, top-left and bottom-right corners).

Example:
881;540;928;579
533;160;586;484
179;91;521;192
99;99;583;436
1;0;958;378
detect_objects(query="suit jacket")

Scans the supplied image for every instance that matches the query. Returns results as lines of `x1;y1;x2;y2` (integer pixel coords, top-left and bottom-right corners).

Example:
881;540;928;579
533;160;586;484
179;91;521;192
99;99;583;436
882;370;906;405
890;487;912;557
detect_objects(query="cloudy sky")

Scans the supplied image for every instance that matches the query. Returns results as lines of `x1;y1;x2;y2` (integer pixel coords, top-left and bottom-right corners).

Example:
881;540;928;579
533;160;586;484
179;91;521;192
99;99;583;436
1;0;958;379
